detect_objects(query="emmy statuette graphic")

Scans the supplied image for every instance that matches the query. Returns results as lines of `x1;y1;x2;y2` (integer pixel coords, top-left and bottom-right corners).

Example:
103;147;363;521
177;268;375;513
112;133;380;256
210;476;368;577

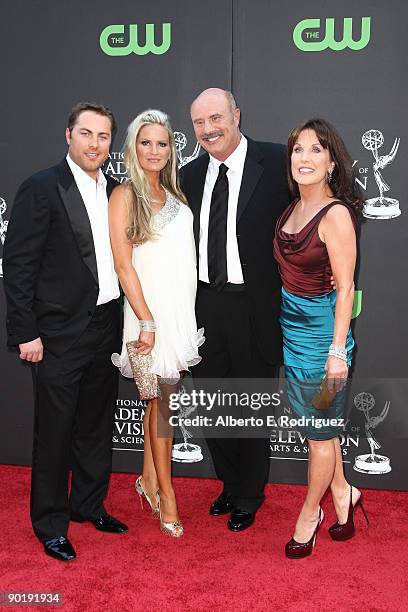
0;197;9;278
353;392;391;474
171;383;203;463
174;132;201;168
362;130;400;219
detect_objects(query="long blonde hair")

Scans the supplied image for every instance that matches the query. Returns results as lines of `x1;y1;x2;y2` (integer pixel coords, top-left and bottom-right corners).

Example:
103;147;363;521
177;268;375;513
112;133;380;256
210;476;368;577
123;109;187;245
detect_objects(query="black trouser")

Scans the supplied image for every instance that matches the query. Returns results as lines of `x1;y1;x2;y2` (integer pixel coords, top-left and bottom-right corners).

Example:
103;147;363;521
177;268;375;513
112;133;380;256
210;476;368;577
194;282;279;513
30;300;120;542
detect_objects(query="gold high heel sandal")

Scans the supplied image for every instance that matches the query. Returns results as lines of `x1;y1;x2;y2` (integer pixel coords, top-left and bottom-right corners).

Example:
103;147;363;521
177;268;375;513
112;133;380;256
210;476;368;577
158;498;184;538
135;476;160;518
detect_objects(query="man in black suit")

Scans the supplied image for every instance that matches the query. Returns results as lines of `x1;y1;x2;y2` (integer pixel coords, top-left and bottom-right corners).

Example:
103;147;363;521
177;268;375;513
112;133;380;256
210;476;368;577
3;102;127;561
181;88;290;531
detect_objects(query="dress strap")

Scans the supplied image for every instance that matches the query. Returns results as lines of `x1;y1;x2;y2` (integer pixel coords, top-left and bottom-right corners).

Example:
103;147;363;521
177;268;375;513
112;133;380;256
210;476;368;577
276;200;297;234
281;200;351;237
306;200;345;230
275;201;352;255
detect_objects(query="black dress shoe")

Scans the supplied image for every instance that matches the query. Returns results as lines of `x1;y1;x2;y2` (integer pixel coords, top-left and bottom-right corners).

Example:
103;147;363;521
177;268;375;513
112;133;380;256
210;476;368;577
91;514;128;534
227;509;255;532
71;512;128;534
209;494;235;516
43;536;76;562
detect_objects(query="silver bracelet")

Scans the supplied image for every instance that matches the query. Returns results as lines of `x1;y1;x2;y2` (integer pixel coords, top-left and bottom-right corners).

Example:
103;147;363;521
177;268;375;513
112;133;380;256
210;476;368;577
328;344;347;361
139;320;157;332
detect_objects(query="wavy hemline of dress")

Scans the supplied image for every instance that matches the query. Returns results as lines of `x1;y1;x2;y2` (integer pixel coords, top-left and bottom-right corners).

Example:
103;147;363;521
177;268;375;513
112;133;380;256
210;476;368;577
111;328;205;382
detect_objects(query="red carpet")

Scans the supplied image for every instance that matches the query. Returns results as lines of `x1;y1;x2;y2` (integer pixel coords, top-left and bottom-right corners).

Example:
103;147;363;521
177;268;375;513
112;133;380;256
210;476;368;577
0;466;407;612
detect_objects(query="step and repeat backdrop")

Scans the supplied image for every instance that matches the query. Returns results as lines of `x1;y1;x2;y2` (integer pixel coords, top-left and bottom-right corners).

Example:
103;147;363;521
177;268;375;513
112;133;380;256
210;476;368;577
1;0;407;489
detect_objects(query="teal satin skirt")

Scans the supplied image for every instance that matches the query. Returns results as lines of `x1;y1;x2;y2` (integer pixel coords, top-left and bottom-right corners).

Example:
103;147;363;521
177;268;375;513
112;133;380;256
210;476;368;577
280;288;354;440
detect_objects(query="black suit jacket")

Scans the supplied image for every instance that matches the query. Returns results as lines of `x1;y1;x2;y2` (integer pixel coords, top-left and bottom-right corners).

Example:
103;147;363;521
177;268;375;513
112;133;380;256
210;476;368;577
180;137;290;364
3;159;118;356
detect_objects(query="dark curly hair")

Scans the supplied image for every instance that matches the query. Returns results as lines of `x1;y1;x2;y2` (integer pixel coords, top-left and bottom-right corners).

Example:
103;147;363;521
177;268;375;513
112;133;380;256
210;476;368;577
287;118;363;219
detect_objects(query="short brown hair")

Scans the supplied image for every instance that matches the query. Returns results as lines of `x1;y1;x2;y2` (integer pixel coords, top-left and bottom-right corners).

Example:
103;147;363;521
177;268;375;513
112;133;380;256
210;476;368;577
287;118;363;218
67;102;117;134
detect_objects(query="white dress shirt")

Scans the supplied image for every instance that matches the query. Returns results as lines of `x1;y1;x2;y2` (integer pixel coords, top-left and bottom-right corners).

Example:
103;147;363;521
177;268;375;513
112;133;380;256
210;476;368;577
66;154;119;305
199;134;247;284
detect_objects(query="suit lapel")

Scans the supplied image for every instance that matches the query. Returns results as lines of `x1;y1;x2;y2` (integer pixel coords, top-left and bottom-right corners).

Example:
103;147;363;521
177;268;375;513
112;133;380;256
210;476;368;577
106;174;118;199
189;154;209;252
57;160;99;285
237;138;264;222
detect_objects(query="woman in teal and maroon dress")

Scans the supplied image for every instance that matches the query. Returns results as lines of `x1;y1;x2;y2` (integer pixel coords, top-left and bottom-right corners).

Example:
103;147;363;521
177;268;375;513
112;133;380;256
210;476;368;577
273;118;368;559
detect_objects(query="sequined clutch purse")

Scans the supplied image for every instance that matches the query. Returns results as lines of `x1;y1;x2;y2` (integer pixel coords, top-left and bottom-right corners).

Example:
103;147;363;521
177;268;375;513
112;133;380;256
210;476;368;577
312;374;338;410
126;341;158;400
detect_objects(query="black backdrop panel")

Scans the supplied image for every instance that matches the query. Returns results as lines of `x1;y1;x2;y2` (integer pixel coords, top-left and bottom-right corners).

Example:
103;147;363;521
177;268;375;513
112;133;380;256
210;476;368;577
0;0;232;469
1;0;407;490
232;0;408;488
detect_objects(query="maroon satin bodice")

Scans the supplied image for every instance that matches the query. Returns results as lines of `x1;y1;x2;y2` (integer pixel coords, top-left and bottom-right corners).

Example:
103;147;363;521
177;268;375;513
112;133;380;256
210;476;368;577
273;200;353;296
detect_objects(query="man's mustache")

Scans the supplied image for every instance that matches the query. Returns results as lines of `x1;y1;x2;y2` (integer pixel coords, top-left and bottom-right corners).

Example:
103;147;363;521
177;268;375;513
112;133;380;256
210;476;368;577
202;131;223;140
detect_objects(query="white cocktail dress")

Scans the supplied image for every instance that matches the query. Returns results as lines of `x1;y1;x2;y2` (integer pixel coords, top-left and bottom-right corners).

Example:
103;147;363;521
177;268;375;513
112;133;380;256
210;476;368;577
112;191;204;382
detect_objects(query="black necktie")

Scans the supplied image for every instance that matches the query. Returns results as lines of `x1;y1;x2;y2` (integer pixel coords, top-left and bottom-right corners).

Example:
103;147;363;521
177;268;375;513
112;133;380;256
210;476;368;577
208;163;229;290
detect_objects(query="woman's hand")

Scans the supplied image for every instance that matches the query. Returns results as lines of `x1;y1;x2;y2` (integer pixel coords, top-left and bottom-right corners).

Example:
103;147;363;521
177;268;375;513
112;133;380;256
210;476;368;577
136;331;155;355
325;355;348;392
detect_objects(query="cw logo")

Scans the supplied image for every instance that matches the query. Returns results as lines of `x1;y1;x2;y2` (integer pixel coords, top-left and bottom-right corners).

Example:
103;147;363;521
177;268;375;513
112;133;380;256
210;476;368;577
293;17;371;52
100;23;171;56
351;290;363;319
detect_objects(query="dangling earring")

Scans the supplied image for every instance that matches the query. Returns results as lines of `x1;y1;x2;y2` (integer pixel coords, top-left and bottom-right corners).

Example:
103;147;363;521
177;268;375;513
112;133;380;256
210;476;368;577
327;169;333;183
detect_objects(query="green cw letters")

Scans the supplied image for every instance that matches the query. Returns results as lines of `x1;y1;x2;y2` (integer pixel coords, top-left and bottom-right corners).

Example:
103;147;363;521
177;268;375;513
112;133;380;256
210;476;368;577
293;17;371;51
100;23;171;56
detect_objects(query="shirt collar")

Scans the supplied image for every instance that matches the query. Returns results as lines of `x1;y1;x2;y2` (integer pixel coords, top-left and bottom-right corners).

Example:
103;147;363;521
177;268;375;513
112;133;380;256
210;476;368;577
208;134;247;173
66;153;106;188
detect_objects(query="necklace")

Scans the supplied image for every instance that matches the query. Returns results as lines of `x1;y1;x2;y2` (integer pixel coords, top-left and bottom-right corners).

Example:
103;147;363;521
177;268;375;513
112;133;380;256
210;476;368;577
150;185;166;205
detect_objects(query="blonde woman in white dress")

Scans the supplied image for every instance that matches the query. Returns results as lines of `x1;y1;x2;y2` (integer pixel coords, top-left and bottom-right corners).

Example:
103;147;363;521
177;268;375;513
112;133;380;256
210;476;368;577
109;110;204;537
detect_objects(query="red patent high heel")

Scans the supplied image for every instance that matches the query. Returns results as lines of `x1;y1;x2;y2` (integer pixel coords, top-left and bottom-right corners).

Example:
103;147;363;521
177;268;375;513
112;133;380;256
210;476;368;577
329;485;369;541
285;507;324;559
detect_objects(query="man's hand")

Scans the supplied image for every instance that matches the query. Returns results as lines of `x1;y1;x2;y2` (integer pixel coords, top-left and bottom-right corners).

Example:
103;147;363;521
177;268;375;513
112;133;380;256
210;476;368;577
19;337;44;362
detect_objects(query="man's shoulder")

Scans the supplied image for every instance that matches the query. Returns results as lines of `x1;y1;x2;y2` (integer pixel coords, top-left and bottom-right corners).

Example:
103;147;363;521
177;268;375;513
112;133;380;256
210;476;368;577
104;172;120;188
19;162;63;191
180;153;209;176
248;138;287;158
105;173;119;183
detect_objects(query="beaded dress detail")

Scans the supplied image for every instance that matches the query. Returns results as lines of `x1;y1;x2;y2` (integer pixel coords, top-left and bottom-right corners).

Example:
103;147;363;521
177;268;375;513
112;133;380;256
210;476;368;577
153;192;180;231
